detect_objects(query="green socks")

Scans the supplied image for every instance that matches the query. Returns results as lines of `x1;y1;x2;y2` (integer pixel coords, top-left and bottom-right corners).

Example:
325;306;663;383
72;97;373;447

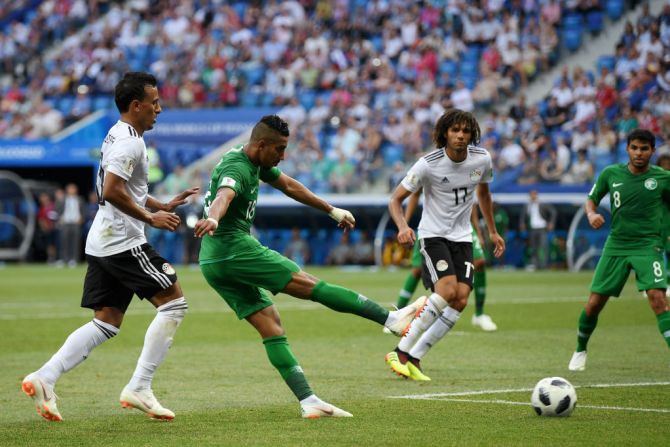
263;335;313;400
397;273;420;309
656;311;670;348
576;309;598;352
474;269;486;316
311;281;389;325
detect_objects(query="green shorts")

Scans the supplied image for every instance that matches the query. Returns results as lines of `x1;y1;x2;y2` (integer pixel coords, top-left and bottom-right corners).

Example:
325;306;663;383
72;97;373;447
200;238;300;319
590;253;667;297
411;241;422;268
472;229;484;261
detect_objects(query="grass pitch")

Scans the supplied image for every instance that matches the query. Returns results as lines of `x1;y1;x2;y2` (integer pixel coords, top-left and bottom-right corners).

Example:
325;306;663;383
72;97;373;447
1;265;668;446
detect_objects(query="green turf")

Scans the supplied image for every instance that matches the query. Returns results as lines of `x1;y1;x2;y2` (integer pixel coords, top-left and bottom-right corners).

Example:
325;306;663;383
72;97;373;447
1;266;668;446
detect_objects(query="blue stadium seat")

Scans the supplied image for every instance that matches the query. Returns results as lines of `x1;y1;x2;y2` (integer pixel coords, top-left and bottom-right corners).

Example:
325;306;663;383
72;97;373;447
563;28;582;52
382;144;404;165
586;11;604;34
242;66;265;86
562;14;583;30
240;91;260;107
459;60;479;78
299;89;317;110
439;59;457;78
56;95;74;114
596;55;616;74
605;0;624;20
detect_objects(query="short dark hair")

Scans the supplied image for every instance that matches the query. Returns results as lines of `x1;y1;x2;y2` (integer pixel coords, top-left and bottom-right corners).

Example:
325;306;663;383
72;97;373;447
627;128;655;149
114;72;158;113
433;109;481;148
250;114;290;142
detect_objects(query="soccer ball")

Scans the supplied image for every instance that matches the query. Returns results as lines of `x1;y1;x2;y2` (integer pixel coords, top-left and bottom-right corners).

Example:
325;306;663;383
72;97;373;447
531;377;577;417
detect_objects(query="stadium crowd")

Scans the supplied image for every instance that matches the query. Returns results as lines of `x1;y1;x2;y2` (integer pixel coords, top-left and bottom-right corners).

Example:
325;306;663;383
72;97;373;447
1;0;668;194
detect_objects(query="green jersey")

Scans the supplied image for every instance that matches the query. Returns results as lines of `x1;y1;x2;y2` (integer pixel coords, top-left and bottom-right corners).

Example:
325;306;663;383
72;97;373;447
199;145;281;264
588;163;670;256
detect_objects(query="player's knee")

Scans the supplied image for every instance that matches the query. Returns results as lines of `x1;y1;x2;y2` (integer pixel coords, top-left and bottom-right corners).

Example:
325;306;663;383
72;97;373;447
646;290;669;313
158;297;188;322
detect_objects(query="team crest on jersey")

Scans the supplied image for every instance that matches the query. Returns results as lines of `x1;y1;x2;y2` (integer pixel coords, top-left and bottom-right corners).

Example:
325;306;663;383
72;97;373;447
124;158;136;175
644;178;657;190
405;173;418;187
436;260;449;271
162;263;175;275
470;169;482;181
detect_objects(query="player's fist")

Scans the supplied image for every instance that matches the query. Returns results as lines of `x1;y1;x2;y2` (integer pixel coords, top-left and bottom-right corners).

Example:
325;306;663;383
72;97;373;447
587;212;605;229
328;207;355;230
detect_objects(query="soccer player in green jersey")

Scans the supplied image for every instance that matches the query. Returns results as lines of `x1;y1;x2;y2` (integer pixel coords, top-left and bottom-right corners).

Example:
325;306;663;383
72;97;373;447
193;115;423;418
394;190;497;331
568;129;670;371
658;154;670;297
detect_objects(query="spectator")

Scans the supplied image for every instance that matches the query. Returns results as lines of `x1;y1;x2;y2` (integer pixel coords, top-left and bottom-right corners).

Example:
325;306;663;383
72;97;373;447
326;232;352;266
519;190;557;270
56;183;85;267
561;149;594;185
497;135;526;171
283;227;310;267
350;231;375;265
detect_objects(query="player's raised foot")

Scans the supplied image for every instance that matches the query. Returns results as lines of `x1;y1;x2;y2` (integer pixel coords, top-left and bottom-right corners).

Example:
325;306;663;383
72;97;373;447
385;295;428;336
385;351;410;378
119;386;175;420
407;362;431;381
471;314;498;332
568;351;587;371
301;397;352;418
21;373;62;422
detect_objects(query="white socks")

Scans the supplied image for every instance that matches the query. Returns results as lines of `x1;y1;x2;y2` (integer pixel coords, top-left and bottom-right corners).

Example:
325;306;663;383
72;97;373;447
398;293;448;352
409;306;461;359
37;318;119;386
126;297;187;391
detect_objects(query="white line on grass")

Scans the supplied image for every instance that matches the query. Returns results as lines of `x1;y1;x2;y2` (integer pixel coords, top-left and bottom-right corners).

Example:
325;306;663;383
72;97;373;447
423;398;670;414
389;381;670;400
389;381;670;414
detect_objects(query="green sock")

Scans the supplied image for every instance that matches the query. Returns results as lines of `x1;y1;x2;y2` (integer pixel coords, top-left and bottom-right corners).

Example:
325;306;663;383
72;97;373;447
397;273;420;309
474;269;486;316
263;335;313;400
656;311;670;348
311;281;389;325
576;309;598;352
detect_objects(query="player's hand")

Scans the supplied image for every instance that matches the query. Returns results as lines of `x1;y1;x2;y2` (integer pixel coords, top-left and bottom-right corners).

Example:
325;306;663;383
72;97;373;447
397;227;416;248
587;212;605;229
489;232;505;258
194;217;218;238
150;210;181;231
328;207;355;231
165;187;200;211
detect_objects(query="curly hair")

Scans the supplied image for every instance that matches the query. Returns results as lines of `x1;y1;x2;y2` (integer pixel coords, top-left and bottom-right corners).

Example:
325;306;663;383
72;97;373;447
432;109;481;148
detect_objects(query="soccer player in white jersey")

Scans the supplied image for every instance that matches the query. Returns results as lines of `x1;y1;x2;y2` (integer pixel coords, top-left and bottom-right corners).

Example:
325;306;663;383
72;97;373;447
384;109;505;380
22;72;198;421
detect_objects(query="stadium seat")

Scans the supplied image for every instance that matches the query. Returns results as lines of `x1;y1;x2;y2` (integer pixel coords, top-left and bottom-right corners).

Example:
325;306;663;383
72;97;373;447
459;60;479;78
240;91;260;107
439;59;458;79
586;11;604;34
562;14;583;30
298;90;317;110
596;55;616;74
382;144;404;165
563;28;582;52
605;0;624;20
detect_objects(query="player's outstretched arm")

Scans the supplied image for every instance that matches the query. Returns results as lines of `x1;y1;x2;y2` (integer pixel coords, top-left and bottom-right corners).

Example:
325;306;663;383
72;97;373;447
146;187;200;212
268;173;355;230
476;183;505;258
194;187;235;238
103;171;180;231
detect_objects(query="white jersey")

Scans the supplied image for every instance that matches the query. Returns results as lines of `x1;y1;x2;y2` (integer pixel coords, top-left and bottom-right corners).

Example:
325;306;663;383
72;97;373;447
86;120;149;256
401;146;493;242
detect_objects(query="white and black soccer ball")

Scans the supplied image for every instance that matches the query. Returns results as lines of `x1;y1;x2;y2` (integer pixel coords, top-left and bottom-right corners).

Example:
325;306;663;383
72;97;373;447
531;377;577;417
